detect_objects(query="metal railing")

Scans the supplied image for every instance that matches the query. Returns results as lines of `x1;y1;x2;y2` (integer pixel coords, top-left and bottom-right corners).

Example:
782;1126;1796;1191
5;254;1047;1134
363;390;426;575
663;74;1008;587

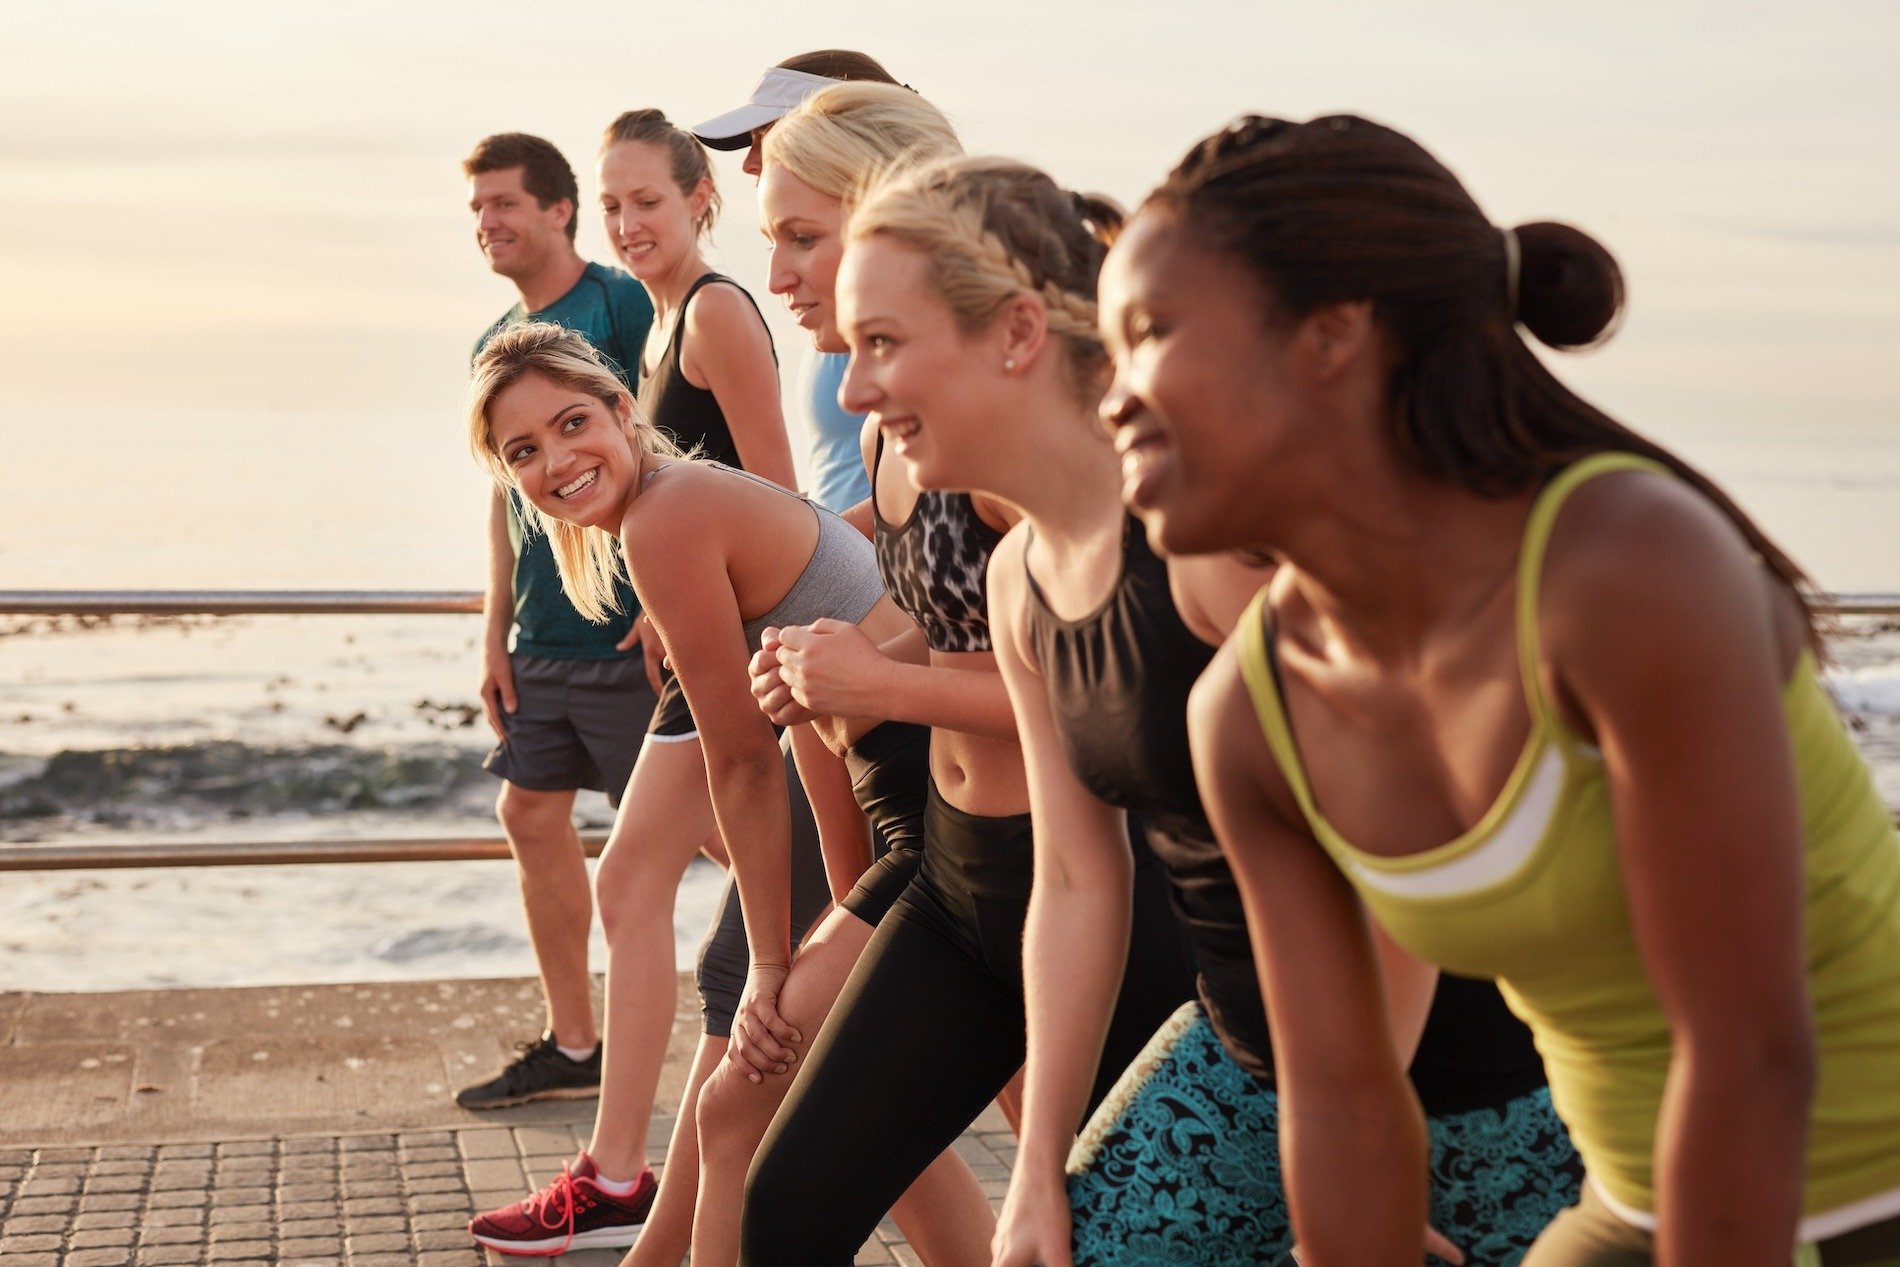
3;587;1897;873
1;590;483;617
3;589;512;872
0;835;605;872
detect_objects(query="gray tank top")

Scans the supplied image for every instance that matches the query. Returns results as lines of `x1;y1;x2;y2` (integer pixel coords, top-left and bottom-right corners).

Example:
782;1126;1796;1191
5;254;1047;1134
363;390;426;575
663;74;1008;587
651;460;885;647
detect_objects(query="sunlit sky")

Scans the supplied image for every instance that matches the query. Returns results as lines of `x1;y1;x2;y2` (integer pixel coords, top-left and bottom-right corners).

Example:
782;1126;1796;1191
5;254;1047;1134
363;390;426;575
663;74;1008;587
1;1;1896;587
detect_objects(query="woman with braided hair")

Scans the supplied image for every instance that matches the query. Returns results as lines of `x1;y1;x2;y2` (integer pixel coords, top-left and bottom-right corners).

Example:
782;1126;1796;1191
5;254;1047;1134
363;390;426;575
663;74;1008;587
737;147;1195;1266
1108;115;1900;1265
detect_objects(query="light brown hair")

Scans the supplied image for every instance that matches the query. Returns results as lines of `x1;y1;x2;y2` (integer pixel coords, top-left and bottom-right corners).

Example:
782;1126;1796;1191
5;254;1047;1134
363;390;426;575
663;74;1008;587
600;109;722;241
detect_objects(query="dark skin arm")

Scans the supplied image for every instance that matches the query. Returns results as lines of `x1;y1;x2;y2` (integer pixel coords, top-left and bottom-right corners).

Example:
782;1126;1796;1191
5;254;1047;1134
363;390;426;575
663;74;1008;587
1191;642;1428;1264
1541;471;1814;1264
1172;552;1442;1066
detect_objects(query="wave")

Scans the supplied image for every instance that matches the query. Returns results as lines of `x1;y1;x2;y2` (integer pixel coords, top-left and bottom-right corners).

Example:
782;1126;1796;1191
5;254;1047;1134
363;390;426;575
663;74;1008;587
1830;664;1900;721
0;740;489;834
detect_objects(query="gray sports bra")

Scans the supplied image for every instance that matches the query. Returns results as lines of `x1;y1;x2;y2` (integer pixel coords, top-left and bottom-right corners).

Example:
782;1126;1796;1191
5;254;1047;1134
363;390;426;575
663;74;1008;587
648;460;885;648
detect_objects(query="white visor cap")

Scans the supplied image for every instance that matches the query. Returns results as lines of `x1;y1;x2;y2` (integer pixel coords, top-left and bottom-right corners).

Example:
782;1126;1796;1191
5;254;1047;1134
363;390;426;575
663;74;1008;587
691;67;842;150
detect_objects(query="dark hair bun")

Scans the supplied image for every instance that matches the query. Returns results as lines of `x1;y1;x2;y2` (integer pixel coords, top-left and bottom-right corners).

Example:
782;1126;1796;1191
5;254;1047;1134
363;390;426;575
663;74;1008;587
1071;190;1126;250
1514;221;1624;351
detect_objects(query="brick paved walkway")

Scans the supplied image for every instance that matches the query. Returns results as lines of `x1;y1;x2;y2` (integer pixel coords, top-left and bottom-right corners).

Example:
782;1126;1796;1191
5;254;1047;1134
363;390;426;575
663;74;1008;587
0;1116;1018;1267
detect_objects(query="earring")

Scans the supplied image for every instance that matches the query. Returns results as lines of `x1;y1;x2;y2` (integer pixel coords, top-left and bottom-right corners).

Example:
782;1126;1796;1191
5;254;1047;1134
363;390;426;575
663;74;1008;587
1003;357;1017;372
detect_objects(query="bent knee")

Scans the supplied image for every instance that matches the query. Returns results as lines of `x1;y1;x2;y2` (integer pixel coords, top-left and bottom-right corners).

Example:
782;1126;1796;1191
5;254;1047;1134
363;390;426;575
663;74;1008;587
590;847;672;928
696;1065;779;1161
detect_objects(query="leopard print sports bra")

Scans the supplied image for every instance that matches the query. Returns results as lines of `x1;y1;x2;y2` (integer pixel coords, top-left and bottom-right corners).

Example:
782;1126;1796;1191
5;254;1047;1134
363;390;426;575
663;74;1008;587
871;433;1006;654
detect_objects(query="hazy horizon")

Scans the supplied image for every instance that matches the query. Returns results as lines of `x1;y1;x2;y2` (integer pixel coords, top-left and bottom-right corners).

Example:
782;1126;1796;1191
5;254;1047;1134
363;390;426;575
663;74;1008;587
2;1;1896;588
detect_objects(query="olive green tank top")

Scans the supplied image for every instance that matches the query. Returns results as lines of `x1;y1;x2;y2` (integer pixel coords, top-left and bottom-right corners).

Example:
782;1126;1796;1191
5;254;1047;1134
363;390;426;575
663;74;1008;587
1238;452;1900;1235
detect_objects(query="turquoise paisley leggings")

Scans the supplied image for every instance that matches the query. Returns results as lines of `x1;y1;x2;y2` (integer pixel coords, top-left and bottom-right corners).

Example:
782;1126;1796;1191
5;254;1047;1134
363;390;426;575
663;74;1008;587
1065;1002;1584;1267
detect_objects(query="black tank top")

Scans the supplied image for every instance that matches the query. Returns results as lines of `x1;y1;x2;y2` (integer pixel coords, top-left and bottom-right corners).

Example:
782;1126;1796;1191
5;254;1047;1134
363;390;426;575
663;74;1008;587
1022;518;1548;1110
636;273;772;470
871;431;1005;653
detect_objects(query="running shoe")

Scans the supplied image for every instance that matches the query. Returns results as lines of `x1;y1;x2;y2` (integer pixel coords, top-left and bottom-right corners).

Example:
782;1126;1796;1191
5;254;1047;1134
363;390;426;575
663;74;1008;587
455;1033;601;1109
467;1153;655;1255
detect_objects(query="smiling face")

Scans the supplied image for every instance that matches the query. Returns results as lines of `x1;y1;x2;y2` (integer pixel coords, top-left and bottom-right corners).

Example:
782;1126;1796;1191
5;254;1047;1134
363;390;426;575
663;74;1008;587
1098;208;1311;556
597;141;709;281
488;371;641;531
760;164;847;353
469;167;571;281
836;235;993;490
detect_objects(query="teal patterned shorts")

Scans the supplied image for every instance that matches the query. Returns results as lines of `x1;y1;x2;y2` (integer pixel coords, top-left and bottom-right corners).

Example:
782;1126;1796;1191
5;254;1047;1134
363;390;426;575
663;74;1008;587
1065;1002;1583;1266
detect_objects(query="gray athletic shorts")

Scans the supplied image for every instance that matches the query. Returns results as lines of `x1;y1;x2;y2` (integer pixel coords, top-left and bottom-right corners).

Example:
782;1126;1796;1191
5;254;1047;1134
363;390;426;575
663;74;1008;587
482;653;656;807
695;733;837;1038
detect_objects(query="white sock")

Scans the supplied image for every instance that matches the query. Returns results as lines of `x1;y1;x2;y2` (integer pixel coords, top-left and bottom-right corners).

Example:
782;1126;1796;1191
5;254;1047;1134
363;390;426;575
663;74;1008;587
591;1168;642;1196
555;1040;598;1063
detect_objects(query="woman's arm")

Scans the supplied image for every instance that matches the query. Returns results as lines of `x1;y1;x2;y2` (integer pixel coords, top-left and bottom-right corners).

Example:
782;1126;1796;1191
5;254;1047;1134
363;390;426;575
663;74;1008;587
787;719;873;904
1173;552;1441;1062
1546;474;1814;1265
987;530;1134;1267
773;619;1021;739
1191;641;1427;1264
622;497;799;1082
684;284;797;488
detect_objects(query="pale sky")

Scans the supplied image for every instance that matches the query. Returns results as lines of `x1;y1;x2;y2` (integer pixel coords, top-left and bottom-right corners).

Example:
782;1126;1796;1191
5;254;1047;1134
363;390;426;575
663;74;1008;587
1;0;1896;586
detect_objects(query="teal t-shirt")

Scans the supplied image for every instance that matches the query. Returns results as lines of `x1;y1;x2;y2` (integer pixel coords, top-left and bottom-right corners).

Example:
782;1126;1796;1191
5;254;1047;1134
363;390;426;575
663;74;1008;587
474;262;655;659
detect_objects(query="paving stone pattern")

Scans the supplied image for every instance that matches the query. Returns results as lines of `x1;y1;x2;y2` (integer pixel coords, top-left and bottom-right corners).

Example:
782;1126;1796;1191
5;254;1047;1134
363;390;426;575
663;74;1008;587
0;1121;1018;1267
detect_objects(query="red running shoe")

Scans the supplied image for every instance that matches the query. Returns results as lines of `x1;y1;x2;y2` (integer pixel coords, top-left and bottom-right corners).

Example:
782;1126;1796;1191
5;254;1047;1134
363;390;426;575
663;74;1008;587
468;1152;655;1256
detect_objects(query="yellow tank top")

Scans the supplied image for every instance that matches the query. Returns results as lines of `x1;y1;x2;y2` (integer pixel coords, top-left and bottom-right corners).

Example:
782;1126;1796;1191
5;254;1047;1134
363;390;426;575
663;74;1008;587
1238;452;1900;1229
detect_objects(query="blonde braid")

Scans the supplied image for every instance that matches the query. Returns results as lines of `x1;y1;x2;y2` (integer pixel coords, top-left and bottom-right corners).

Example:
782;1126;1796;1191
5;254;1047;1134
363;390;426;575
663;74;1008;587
849;156;1121;390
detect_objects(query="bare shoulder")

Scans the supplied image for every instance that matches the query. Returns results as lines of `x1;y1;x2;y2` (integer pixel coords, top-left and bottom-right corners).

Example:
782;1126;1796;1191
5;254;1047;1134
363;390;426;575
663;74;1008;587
684;280;767;343
858;413;879;476
971;491;1020;533
1188;637;1253;744
619;462;730;560
984;523;1035;651
1541;467;1773;636
1188;634;1313;839
1169;550;1275;643
1539;465;1803;710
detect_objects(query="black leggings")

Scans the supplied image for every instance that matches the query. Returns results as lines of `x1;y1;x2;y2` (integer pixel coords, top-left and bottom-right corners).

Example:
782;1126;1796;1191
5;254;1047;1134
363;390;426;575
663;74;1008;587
695;734;834;1038
699;723;929;1035
840;721;932;923
740;788;1195;1266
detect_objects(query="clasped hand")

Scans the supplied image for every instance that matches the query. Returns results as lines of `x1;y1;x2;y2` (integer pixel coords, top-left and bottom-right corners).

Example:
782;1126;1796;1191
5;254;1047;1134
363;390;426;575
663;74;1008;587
749;620;888;725
730;960;802;1083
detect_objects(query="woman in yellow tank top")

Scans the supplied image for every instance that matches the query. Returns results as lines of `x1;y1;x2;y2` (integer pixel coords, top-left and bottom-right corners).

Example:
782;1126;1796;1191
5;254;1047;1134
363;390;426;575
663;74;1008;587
1093;114;1900;1266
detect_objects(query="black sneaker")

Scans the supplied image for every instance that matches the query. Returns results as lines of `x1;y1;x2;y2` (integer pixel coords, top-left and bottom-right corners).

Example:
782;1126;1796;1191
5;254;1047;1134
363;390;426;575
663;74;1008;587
455;1033;601;1109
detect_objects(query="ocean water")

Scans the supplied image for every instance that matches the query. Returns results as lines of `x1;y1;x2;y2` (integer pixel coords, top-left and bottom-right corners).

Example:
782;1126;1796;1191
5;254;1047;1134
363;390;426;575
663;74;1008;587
3;415;1899;991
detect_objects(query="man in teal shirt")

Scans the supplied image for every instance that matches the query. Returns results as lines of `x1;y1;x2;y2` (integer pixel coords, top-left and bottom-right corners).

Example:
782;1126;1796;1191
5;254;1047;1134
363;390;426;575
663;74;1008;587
460;132;655;1109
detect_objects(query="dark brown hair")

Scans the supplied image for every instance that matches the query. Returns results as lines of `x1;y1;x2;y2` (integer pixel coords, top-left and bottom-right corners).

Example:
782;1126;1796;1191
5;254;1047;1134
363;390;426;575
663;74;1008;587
777;49;902;86
462;133;580;242
600;109;721;239
1150;114;1820;647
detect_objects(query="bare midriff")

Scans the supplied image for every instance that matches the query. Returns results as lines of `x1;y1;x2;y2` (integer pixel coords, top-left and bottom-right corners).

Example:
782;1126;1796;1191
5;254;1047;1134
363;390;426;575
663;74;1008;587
926;647;1029;818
